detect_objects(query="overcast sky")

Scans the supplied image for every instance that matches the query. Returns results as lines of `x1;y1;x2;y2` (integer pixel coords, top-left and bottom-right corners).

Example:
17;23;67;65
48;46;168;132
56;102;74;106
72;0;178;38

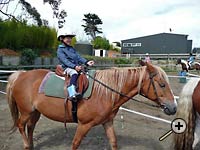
3;0;200;47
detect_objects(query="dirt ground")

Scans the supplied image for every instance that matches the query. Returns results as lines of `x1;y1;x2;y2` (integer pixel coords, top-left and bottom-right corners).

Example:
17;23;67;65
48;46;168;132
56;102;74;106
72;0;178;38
0;73;188;150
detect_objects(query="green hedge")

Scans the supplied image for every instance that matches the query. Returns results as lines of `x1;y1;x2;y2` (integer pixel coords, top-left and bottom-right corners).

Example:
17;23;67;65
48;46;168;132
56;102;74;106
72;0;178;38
20;49;37;65
0;20;57;51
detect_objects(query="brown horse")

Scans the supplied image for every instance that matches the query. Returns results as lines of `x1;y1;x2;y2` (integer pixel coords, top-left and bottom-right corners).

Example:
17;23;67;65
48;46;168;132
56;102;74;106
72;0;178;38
176;58;200;72
6;62;177;150
174;77;200;150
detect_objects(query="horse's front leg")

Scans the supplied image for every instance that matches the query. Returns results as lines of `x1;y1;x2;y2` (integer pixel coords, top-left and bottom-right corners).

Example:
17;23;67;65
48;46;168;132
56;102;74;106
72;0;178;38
103;119;118;150
71;123;92;150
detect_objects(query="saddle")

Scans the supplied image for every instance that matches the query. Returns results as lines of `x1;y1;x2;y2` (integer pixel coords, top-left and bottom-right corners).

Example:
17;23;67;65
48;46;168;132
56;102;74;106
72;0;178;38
38;66;94;123
55;65;89;96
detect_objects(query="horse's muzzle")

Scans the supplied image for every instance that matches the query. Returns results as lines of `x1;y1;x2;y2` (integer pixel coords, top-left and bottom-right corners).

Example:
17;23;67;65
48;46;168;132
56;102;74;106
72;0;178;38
162;101;177;115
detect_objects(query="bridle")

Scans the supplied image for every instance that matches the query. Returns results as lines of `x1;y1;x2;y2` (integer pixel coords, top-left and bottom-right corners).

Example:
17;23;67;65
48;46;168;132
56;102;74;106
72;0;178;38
139;71;166;108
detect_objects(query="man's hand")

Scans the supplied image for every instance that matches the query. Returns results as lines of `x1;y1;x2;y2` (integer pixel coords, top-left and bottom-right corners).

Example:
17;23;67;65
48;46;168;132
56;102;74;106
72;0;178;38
87;60;94;66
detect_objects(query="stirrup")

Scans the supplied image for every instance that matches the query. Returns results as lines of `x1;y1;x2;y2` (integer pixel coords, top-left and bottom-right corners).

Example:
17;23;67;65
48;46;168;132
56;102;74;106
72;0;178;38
75;93;82;100
68;96;78;102
68;93;82;102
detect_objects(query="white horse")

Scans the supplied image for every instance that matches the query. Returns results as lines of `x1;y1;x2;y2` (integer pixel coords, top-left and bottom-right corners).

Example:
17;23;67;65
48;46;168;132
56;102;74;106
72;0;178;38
174;78;200;150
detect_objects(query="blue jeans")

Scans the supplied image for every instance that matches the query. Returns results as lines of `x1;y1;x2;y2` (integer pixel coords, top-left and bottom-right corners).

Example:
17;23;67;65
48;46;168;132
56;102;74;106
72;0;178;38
64;68;78;86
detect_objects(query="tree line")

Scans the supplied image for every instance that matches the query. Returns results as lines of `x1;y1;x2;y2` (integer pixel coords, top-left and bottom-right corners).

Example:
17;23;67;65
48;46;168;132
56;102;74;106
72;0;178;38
0;19;112;52
0;1;103;40
0;20;57;51
0;0;120;53
0;0;67;28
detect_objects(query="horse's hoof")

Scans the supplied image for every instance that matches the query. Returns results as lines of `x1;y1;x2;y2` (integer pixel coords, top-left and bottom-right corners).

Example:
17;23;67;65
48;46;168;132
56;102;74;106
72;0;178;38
24;145;33;150
24;146;29;150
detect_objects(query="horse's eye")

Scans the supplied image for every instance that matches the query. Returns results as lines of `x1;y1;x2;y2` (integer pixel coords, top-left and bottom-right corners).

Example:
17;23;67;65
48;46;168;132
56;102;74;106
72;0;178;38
159;83;165;88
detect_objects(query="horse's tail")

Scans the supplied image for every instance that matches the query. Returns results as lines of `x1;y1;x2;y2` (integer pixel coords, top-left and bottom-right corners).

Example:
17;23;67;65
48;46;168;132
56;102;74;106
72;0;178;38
174;78;200;150
6;71;24;132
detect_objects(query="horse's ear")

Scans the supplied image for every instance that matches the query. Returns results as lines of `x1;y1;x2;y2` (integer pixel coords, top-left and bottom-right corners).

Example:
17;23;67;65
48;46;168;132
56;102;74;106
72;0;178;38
138;59;146;66
146;62;156;73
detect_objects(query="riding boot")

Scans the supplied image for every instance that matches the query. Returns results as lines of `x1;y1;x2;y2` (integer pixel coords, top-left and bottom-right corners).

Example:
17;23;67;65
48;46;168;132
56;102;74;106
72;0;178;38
67;84;82;102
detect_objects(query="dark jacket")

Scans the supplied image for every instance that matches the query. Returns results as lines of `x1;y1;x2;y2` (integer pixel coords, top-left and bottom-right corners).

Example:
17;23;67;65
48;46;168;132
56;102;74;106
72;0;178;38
57;44;87;69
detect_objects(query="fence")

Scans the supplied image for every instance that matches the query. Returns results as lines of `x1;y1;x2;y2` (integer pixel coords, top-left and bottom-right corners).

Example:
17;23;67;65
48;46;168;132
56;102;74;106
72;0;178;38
0;56;59;66
0;53;195;66
115;53;192;60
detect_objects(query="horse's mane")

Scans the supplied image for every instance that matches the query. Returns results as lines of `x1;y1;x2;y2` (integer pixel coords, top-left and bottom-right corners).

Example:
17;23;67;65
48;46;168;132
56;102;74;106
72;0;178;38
93;67;145;102
92;65;169;103
154;65;169;83
93;65;167;103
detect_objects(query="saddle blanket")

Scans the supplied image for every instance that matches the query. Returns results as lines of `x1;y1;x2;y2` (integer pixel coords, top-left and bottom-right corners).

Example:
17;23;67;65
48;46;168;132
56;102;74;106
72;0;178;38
38;70;96;99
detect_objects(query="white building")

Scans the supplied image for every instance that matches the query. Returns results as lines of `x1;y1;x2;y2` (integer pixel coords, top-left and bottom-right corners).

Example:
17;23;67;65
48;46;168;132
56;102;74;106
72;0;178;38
94;49;107;57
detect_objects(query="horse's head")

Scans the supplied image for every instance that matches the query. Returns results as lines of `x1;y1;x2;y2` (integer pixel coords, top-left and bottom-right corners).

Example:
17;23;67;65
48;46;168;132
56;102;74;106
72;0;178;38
139;62;177;115
176;58;181;65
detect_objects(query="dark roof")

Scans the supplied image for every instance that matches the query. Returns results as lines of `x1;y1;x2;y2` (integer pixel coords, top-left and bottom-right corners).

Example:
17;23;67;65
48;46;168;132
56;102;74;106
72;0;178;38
76;41;92;45
121;32;188;42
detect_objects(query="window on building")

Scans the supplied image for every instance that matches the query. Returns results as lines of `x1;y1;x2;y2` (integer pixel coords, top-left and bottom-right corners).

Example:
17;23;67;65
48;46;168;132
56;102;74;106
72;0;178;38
132;43;141;47
123;43;128;47
127;43;132;47
123;42;142;47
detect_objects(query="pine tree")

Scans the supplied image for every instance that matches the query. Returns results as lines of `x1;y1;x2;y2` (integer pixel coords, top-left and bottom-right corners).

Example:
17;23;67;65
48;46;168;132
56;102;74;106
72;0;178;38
82;13;103;40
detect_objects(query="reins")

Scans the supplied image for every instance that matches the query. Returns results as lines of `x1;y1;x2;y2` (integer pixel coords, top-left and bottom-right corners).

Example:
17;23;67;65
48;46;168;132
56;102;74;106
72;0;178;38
82;69;160;108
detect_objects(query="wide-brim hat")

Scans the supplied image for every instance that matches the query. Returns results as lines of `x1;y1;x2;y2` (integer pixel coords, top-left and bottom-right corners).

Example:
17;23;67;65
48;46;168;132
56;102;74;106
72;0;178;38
57;34;76;41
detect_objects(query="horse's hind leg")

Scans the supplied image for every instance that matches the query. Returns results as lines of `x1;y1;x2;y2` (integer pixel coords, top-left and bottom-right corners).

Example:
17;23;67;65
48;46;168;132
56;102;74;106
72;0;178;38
103;120;117;150
17;113;32;150
72;123;92;150
27;110;41;150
